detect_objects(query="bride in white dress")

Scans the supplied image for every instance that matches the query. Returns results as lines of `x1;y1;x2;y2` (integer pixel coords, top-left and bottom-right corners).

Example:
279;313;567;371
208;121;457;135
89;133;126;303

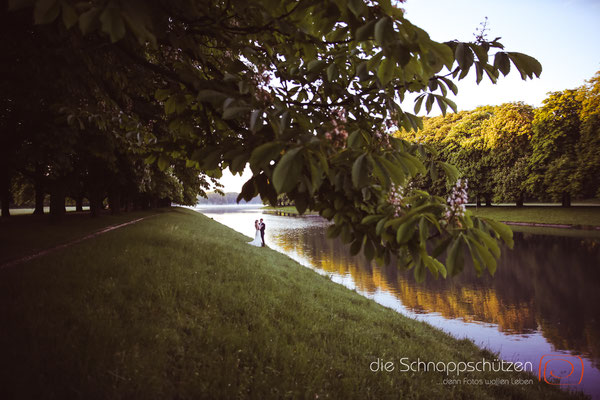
249;220;262;247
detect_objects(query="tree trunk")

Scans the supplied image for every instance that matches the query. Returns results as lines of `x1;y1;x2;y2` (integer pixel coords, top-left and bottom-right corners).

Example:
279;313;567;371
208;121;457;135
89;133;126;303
561;192;571;207
49;187;66;218
89;188;102;217
32;171;45;215
108;190;121;215
476;195;482;207
34;188;45;215
0;173;10;218
485;195;492;207
516;194;524;208
75;195;84;212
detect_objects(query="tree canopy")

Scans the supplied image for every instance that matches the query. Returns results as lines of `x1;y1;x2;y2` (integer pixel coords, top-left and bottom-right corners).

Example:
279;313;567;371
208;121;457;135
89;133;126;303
396;70;600;208
2;0;545;281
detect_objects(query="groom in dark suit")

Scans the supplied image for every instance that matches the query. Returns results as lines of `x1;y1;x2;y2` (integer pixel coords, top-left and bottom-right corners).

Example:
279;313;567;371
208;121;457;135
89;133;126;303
259;218;266;247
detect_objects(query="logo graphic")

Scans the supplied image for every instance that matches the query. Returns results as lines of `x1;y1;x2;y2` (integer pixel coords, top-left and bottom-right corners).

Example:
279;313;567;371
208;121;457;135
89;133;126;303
538;354;584;385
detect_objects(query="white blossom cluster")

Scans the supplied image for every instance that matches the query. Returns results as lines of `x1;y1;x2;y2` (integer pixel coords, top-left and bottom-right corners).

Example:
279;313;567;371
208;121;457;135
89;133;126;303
388;183;406;217
445;178;468;221
325;108;348;146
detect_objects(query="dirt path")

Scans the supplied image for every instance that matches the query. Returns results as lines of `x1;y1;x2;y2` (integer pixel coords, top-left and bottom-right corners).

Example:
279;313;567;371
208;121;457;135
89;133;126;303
0;216;151;270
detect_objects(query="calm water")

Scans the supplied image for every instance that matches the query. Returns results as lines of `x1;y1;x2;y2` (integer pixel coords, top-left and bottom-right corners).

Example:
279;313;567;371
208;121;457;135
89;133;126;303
196;205;600;398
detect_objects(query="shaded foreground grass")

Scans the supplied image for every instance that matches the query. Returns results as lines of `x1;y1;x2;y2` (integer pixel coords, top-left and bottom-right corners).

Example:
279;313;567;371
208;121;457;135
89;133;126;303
469;206;600;227
0;208;583;399
0;209;163;264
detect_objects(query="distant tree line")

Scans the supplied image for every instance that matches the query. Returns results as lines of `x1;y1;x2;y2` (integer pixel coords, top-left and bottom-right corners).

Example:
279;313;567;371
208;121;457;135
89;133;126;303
196;192;262;205
396;71;600;207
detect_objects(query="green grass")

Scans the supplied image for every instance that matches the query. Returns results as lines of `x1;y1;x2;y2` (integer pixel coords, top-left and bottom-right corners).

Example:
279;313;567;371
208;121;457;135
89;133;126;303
469;206;600;227
0;209;163;264
0;208;584;399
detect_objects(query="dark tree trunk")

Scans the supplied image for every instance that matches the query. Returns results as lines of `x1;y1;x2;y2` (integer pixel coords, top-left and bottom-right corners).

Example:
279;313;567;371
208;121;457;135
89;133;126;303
561;192;571;207
33;171;45;215
476;195;482;207
123;196;132;212
75;195;84;212
49;187;66;218
485;195;492;207
89;188;102;217
0;173;10;218
34;188;45;215
516;194;524;208
108;190;121;215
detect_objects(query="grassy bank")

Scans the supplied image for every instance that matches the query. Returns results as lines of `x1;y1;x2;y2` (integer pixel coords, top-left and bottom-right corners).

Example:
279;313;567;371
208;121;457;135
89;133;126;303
0;208;582;399
262;206;318;215
469;206;600;227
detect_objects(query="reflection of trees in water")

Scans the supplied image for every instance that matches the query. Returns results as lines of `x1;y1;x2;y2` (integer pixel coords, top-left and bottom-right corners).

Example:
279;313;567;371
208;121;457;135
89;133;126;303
273;226;600;367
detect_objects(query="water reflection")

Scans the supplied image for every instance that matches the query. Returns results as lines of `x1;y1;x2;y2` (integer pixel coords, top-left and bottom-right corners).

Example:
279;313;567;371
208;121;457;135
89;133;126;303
196;205;600;398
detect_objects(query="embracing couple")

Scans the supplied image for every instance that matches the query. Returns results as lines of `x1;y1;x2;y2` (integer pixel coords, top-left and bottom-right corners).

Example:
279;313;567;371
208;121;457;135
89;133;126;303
249;218;266;247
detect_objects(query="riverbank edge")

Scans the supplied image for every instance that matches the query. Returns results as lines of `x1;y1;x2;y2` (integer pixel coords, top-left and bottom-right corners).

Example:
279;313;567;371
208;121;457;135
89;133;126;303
0;207;581;399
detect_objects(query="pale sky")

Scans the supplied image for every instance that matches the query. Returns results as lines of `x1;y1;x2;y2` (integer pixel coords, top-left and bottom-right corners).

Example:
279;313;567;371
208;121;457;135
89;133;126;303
217;0;600;193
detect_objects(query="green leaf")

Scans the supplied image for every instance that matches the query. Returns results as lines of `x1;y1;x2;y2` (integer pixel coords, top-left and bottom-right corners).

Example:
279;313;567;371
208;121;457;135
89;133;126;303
250;110;261;132
370;155;391;187
157;155;170;171
475;62;483;84
347;130;365;148
249;142;282;168
493;52;511;76
443;97;457;113
327;63;338;82
327;224;342;239
468;235;497;275
414;95;425;114
99;6;126;43
352;153;369;188
374;17;392;46
378;156;405;185
378;58;395;86
79;7;100;35
446;236;463;276
144;154;157;165
437;161;459;184
469;43;488;64
272;147;302;193
439;76;458;95
472;228;500;259
355;20;376;41
425;94;434;114
507;52;542;80
61;2;78;28
34;0;59;24
482;218;514;248
222;106;251;120
197;90;228;105
363;238;375;261
350;239;362;256
396;218;417;244
307;59;327;73
455;43;474;69
348;0;367;17
361;214;382;224
155;88;170;102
